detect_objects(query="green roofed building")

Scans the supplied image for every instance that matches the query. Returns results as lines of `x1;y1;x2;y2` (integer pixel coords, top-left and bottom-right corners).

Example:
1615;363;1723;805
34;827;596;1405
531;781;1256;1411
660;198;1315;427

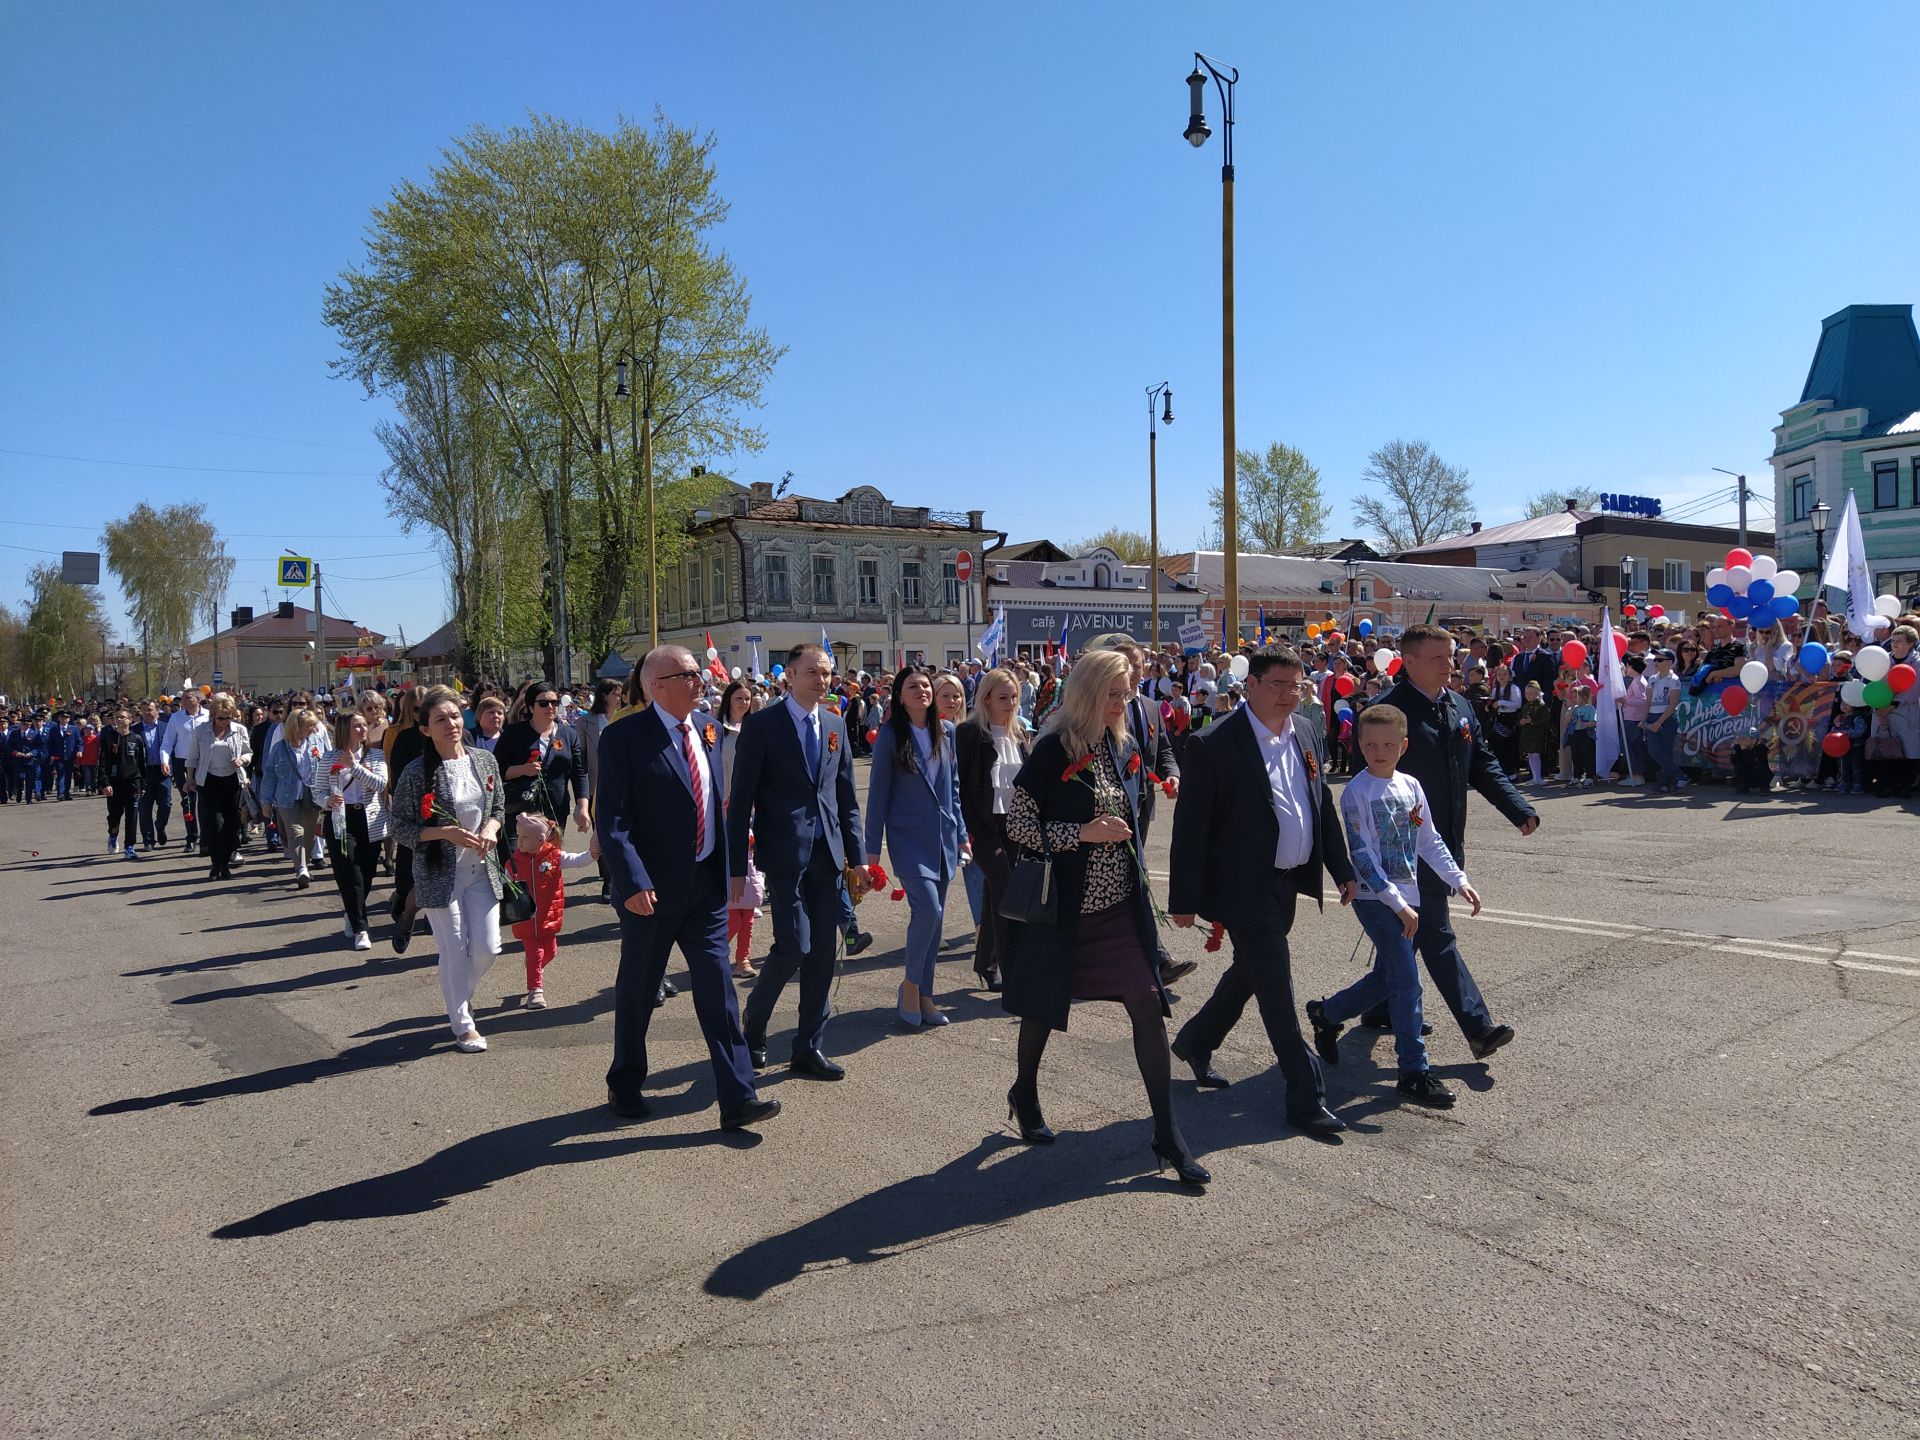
1770;304;1920;604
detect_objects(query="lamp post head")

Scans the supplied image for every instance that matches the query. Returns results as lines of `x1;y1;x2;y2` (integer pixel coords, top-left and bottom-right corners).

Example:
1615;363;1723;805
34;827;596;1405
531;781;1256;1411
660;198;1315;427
1810;499;1830;536
1161;387;1174;425
614;358;629;397
1184;67;1211;147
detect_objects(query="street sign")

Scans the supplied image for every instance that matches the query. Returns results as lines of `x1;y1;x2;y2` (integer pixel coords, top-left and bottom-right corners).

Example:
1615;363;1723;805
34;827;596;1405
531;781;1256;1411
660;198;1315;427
278;556;313;587
1177;621;1207;653
60;551;100;586
956;551;974;583
211;669;224;686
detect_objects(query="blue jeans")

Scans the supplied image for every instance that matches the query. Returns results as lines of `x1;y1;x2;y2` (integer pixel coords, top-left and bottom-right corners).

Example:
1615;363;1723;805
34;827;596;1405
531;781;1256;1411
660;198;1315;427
1646;721;1678;789
1622;718;1647;779
1322;899;1429;1074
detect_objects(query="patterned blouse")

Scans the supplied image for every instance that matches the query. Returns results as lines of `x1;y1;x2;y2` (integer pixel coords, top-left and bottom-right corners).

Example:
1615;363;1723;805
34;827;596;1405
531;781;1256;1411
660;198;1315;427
1007;733;1138;915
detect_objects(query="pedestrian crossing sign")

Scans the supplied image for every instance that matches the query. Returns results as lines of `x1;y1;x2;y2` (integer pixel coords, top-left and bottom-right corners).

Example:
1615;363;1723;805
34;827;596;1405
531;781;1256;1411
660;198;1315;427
278;556;312;587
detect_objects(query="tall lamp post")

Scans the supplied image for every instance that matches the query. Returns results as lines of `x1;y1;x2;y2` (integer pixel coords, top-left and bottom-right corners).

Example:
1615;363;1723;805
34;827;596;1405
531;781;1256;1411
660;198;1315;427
1809;498;1831;634
614;355;657;649
1185;51;1240;646
1146;382;1173;649
1344;557;1359;633
1620;553;1636;615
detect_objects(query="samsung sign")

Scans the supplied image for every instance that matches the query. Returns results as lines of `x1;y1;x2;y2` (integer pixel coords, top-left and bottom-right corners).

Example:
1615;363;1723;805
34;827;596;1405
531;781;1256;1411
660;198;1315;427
1598;493;1663;517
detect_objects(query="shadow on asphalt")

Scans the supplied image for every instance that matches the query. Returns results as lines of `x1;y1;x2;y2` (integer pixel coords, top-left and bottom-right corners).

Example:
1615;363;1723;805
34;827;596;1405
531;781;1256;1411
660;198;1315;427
210;1091;759;1240
89;1023;449;1116
164;949;437;1005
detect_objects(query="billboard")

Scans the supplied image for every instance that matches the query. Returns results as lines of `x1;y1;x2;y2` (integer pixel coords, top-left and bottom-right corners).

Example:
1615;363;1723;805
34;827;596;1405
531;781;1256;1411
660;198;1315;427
60;551;100;586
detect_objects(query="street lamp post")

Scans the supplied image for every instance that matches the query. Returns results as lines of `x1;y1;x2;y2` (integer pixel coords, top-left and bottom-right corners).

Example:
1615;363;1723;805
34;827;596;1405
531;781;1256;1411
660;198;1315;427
1809;499;1832;634
614;355;657;650
1620;553;1636;615
1185;52;1240;647
1146;382;1173;649
1344;557;1359;634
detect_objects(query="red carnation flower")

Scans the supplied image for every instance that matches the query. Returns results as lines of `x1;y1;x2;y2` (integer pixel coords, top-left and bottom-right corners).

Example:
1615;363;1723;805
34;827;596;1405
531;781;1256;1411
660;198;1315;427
1127;753;1142;776
1204;921;1227;952
889;887;905;902
329;760;345;774
868;863;888;887
419;793;434;821
1161;779;1176;798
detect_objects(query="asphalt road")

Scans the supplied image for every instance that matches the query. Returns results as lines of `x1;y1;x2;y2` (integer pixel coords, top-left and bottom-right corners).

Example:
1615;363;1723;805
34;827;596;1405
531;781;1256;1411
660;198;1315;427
3;772;1916;1439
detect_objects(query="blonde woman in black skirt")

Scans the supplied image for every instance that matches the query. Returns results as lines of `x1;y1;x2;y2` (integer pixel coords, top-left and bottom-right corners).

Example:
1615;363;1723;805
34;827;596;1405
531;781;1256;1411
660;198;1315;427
1001;648;1207;1187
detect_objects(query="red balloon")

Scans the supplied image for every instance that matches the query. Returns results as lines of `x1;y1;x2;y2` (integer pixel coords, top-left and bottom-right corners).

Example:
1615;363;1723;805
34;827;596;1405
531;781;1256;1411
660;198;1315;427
1889;663;1917;695
1560;639;1589;668
1721;686;1749;716
866;728;879;744
1325;631;1345;646
1821;731;1850;758
1334;674;1356;698
1725;548;1753;570
1386;656;1402;676
1613;633;1629;658
1622;604;1637;617
1648;604;1665;618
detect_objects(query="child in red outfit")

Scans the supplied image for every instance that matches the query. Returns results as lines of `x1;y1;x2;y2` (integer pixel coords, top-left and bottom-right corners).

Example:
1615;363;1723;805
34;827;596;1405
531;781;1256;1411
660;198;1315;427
507;813;593;1008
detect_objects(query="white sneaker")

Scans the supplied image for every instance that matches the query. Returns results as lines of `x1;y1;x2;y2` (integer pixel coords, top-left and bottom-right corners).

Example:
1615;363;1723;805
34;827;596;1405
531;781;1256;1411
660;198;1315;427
352;931;372;951
454;1032;488;1053
1618;776;1643;787
295;870;310;889
342;917;356;939
526;988;547;1009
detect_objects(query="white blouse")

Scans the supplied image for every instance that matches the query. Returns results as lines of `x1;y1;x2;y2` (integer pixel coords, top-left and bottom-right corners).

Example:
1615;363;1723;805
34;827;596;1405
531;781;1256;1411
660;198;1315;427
191;725;251;783
441;755;489;888
988;724;1022;815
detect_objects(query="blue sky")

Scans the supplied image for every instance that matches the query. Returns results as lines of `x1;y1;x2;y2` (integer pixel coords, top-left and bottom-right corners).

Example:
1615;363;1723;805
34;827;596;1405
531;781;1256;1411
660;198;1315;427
3;1;1913;644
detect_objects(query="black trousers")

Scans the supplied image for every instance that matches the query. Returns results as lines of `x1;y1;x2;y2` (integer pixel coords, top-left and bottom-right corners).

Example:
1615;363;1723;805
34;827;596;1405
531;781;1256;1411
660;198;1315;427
971;815;1012;977
326;804;382;933
106;784;140;846
200;772;243;873
1174;866;1325;1117
140;767;171;844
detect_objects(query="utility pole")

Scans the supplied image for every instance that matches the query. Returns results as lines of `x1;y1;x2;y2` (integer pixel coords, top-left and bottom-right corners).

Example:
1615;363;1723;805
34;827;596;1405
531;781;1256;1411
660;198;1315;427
312;563;324;696
1712;467;1750;548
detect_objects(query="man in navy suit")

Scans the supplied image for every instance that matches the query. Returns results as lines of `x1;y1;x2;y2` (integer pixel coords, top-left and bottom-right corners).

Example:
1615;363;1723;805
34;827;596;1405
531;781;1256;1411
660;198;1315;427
729;641;867;1080
597;645;777;1131
1167;646;1354;1134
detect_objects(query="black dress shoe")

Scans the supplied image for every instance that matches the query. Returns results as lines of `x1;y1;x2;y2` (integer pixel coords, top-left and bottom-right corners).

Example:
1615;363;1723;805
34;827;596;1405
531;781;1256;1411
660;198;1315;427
1006;1084;1055;1144
1469;1023;1515;1060
660;977;678;997
606;1087;650;1119
744;1031;769;1069
843;929;874;957
1288;1106;1348;1135
720;1097;781;1130
1160;957;1199;984
789;1048;845;1081
1169;1034;1229;1089
1304;999;1343;1066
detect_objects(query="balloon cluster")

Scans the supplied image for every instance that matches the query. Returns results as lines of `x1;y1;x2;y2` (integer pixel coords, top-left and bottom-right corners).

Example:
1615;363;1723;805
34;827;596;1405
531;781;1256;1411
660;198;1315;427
1839;644;1915;712
1702;548;1801;626
1854;592;1906;643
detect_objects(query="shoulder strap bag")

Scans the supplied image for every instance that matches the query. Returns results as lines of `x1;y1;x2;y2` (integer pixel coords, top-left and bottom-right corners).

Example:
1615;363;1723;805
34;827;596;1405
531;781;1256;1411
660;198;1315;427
998;785;1058;926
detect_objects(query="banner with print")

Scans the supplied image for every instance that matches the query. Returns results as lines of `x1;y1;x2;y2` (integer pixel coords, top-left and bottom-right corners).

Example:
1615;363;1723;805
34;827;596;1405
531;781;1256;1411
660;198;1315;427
1675;678;1839;780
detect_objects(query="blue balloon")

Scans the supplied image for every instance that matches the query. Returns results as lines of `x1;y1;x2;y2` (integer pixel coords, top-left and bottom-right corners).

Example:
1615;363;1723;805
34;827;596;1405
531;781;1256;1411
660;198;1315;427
771;663;784;678
1357;619;1374;637
1799;642;1829;673
1727;593;1753;619
1771;595;1799;620
1747;578;1776;607
1706;583;1734;607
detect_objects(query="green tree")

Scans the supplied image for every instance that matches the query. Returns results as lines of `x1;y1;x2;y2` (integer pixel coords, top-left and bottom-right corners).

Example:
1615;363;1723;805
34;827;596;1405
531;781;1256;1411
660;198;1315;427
1354;439;1476;553
1523;485;1602;519
0;601;26;698
1070;528;1156;564
21;563;107;696
325;111;784;672
101;502;234;678
1208;442;1330;553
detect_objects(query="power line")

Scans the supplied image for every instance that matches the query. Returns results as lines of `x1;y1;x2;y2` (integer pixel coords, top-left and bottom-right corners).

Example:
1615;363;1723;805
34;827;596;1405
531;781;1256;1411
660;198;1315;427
0;401;382;455
3;519;423;541
0;447;376;477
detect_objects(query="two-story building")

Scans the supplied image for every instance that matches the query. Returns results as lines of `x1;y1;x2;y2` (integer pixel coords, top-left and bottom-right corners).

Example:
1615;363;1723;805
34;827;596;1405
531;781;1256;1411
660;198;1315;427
651;482;1005;675
982;543;1204;657
1769;303;1920;604
186;603;385;694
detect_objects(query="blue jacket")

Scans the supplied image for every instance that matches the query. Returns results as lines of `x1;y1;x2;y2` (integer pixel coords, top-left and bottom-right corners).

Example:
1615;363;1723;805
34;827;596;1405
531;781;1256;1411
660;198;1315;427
597;705;728;906
55;723;81;762
26;724;51;760
259;738;305;810
864;718;963;882
725;701;861;879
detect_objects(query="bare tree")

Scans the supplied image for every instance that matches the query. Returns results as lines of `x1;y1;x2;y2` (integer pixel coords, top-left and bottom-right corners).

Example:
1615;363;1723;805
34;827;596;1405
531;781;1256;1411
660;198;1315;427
1523;485;1601;519
1354;439;1475;553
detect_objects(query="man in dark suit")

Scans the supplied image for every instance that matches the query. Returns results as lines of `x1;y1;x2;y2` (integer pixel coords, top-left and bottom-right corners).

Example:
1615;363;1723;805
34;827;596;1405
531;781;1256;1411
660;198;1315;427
729;641;866;1080
1167;646;1354;1134
597;645;776;1131
1362;623;1537;1058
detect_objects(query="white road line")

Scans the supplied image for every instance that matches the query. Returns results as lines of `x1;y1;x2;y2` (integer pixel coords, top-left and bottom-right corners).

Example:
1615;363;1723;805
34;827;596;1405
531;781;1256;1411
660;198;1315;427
1482;907;1920;970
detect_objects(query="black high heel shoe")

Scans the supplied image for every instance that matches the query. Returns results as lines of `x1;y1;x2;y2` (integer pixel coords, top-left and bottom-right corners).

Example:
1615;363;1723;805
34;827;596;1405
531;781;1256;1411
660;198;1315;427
1006;1084;1054;1144
1150;1137;1210;1188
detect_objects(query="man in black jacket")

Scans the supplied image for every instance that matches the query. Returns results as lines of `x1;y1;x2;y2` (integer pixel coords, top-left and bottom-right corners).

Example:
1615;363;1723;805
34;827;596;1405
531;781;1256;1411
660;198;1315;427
1167;646;1354;1134
99;706;147;858
1364;624;1536;1058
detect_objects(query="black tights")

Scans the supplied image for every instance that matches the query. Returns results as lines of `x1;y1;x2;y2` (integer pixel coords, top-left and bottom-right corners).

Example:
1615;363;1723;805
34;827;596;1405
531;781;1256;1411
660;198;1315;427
1015;993;1188;1155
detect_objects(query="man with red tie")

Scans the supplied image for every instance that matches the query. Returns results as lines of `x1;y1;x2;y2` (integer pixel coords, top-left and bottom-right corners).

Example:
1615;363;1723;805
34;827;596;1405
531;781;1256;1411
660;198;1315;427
597;645;777;1130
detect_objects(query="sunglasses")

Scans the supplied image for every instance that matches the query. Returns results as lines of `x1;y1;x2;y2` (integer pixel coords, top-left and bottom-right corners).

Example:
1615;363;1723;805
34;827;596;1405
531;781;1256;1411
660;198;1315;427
534;697;560;708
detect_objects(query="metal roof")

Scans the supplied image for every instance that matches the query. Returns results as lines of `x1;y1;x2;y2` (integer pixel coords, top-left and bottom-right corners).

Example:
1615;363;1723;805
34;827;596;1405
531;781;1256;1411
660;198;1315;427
1177;552;1511;603
1398;511;1590;556
1799;304;1920;436
195;605;380;645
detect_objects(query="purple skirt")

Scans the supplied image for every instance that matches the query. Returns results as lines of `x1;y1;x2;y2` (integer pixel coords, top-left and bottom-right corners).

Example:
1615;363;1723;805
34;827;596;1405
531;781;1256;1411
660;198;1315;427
1070;900;1158;1001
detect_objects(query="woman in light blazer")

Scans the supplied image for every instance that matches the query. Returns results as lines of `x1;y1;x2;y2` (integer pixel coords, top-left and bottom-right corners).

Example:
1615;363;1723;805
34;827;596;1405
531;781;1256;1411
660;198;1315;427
865;665;964;1028
309;709;389;951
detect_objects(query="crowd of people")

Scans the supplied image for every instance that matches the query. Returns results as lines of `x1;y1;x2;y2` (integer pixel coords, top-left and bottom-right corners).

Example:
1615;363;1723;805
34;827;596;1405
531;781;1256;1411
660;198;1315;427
9;593;1913;1181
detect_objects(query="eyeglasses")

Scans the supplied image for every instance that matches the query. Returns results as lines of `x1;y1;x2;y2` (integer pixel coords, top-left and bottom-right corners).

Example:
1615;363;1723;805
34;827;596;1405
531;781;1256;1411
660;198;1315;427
655;670;704;683
533;697;560;708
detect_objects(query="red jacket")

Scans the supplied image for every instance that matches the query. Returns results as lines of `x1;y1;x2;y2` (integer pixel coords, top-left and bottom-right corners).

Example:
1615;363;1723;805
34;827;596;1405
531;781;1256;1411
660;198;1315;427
507;843;591;941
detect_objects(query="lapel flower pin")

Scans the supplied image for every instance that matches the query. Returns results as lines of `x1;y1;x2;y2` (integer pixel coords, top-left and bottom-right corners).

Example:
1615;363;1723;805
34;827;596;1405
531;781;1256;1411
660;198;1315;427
703;723;718;746
1302;750;1320;782
826;729;841;754
1127;752;1143;776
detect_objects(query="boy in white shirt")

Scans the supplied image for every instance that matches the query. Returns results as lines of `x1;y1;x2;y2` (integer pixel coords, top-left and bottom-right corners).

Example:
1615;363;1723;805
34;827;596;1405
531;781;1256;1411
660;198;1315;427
1306;704;1481;1108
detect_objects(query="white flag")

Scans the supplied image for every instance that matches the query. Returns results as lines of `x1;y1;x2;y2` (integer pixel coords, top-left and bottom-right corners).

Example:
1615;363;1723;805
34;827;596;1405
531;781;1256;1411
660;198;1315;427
976;606;1007;668
1821;491;1879;637
1594;607;1628;780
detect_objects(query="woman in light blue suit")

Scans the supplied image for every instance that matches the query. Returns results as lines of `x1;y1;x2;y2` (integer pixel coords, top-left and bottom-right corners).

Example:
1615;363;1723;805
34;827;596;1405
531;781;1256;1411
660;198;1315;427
865;666;964;1028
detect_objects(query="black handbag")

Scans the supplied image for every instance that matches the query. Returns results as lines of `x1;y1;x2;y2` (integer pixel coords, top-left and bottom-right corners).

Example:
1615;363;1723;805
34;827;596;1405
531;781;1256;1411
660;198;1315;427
499;873;536;925
999;793;1059;926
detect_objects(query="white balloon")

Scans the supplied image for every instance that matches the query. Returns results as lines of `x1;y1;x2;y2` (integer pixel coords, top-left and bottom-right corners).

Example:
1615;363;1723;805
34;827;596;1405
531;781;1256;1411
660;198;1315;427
1158;677;1174;697
1749;554;1778;582
1875;594;1902;619
1772;570;1800;595
1334;700;1352;717
1841;678;1867;706
1854;645;1892;683
1228;654;1250;680
730;666;742;679
1725;564;1752;594
1373;647;1394;671
1739;660;1770;693
705;646;720;661
1705;567;1727;589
